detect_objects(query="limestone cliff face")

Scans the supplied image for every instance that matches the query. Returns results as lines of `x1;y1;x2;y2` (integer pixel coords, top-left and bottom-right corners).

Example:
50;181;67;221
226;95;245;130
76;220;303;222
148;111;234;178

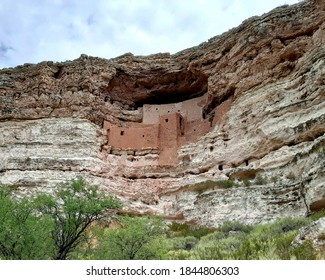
0;0;324;226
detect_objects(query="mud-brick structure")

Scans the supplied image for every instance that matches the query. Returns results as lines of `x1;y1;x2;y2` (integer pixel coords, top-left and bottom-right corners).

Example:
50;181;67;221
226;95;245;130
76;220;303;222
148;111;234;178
103;94;214;165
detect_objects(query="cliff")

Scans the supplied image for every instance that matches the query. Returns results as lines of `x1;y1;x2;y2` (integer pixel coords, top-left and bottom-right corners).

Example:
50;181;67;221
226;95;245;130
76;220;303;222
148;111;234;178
0;0;324;227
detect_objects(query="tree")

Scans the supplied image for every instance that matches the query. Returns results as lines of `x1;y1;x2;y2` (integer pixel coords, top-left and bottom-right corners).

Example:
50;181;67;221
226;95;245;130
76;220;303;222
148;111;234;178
36;177;122;260
0;187;53;260
94;215;166;260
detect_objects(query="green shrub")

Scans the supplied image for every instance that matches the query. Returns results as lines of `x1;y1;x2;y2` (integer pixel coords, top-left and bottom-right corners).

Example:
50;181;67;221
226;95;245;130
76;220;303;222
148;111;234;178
168;222;215;238
193;246;224;260
249;217;309;243
291;241;317;260
274;231;297;259
270;217;310;235
254;174;267;185
0;187;54;260
93;215;166;260
310;210;325;221
199;231;227;243
35;176;122;260
242;179;251;187
232;239;259;260
167;249;193;260
219;220;253;234
166;217;318;260
189;226;216;238
168;221;190;234
194;233;246;260
171;236;198;250
190;217;316;260
217;180;236;188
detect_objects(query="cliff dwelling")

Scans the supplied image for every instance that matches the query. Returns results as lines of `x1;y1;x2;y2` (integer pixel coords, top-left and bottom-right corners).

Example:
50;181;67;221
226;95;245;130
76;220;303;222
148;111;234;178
103;94;215;166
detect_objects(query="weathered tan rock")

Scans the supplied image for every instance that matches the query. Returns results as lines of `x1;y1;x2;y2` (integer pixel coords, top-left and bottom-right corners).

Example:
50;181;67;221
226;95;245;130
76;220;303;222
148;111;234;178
0;0;324;226
292;217;325;258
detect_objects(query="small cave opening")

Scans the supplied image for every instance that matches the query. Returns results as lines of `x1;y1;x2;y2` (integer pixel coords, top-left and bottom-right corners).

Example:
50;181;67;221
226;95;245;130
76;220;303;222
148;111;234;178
218;164;223;171
53;66;63;79
244;159;249;166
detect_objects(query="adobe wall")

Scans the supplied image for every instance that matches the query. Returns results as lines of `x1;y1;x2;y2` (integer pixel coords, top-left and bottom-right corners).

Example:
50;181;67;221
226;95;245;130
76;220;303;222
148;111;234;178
105;121;159;151
181;94;207;121
180;119;212;145
158;113;180;166
143;94;207;124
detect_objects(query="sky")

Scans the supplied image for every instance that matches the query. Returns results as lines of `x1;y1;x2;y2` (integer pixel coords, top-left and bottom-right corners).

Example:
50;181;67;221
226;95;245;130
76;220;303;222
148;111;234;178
0;0;301;69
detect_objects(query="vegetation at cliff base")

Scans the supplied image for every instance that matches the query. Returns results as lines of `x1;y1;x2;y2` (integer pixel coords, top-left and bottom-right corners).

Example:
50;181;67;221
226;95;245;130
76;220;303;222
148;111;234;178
0;187;53;259
0;177;121;260
89;215;166;260
0;177;324;260
73;215;324;260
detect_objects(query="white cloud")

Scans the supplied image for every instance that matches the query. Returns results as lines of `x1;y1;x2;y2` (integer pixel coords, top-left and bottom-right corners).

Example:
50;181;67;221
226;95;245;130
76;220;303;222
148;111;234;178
0;0;300;69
